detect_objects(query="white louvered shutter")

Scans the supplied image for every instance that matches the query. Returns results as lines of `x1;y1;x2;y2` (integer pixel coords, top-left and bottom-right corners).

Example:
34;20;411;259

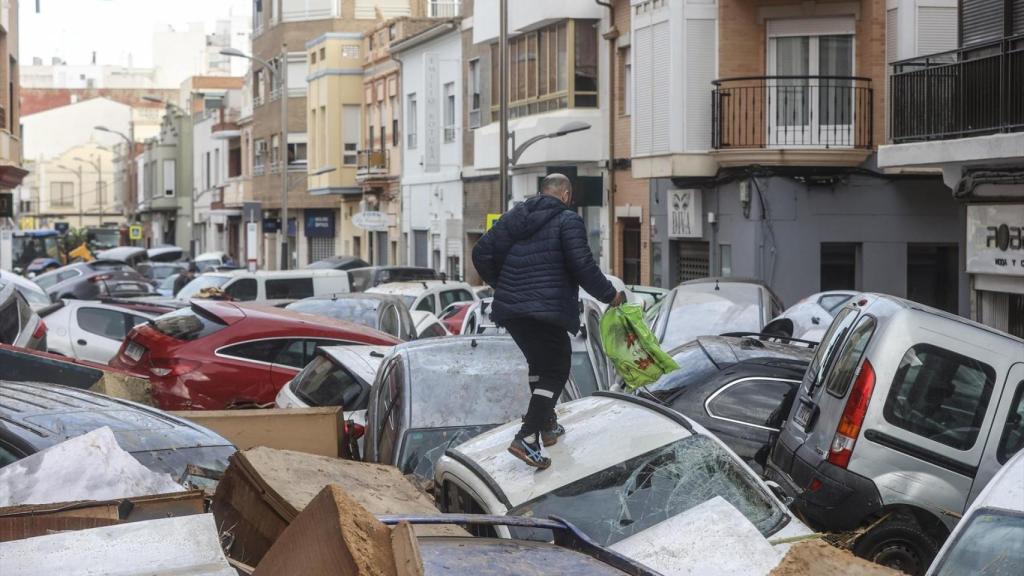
917;7;957;56
650;21;670;154
633;25;653;156
685;19;715;151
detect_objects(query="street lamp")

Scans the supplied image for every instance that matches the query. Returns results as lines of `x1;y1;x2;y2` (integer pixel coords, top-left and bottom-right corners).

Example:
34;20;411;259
509;121;592;166
94;125;136;223
221;46;292;270
73;155;105;225
56;163;85;228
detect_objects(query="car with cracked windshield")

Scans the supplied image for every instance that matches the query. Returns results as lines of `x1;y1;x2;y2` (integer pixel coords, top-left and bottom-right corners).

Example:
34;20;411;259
433;393;810;575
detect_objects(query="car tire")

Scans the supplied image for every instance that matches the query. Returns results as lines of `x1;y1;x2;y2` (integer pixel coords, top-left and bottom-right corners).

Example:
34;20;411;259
853;516;938;576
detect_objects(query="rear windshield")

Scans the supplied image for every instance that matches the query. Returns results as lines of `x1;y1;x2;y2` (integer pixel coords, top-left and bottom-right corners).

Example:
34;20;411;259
293;355;367;408
177;275;230;300
150;306;227;341
287;298;381;330
662;285;763;350
507;435;787;545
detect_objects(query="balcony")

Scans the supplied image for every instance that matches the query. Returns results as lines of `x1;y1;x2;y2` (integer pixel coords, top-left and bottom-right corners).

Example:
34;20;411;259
356;149;389;179
428;0;460;18
890;35;1024;143
221;177;250;207
710;76;874;167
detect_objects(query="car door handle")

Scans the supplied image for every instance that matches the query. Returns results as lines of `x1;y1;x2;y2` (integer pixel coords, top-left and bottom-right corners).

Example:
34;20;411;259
76;339;88;346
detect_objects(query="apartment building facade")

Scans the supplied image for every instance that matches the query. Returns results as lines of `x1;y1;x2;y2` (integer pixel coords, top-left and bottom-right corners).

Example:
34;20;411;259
473;0;616;271
879;0;1024;336
395;20;465;277
136;105;193;248
632;0;968;316
193;88;246;259
248;0;422;269
19;142;116;230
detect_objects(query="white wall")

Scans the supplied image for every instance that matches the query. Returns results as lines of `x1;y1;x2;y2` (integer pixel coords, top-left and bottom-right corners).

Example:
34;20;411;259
887;0;958;63
153;23;209;88
20;65;159;89
399;28;464;275
21;98;133;161
473;0;604;43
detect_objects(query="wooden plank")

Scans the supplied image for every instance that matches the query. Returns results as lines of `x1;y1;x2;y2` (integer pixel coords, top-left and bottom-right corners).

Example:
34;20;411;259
171;407;343;457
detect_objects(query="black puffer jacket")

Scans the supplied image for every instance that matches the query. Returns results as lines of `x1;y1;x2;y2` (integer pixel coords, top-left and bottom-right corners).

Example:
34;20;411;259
472;194;616;333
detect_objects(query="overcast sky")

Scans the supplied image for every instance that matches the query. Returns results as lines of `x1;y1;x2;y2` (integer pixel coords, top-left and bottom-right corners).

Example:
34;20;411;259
21;0;251;67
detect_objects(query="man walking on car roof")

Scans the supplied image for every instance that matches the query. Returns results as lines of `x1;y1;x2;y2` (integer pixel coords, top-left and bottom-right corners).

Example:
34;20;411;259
473;173;624;470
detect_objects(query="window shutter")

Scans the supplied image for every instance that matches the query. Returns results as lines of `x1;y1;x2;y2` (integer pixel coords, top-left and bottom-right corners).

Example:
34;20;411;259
960;0;1003;47
886;8;899;62
685;19;715;151
1014;0;1024;35
651;21;670;154
917;7;958;56
356;0;412;20
633;25;653;156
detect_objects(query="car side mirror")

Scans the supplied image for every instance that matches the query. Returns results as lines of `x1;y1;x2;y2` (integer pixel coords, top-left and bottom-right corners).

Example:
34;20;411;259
765;480;793;507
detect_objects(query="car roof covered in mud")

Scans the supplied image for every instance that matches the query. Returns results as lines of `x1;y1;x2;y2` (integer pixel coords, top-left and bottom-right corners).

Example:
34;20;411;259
445;394;693;507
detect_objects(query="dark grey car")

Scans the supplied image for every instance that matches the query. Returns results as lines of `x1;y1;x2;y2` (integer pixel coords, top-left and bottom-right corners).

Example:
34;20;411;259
0;381;236;481
33;260;151;301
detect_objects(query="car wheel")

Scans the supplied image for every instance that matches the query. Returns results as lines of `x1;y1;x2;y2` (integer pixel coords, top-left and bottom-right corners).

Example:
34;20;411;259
853;516;938;576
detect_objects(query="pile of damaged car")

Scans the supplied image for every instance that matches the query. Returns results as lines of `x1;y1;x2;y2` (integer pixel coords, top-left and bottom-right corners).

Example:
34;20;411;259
0;276;1021;575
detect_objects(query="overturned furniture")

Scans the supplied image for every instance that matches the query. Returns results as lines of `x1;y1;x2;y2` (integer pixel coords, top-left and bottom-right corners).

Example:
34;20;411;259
212;446;465;565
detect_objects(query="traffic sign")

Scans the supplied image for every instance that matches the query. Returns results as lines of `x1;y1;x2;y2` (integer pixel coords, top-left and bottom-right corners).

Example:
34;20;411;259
486;213;502;231
129;225;143;240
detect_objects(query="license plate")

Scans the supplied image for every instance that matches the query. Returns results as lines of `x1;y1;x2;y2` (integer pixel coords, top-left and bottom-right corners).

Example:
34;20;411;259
794;401;813;428
125;341;146;362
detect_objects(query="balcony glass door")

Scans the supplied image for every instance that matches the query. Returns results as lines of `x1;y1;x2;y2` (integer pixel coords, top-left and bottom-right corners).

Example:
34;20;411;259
768;28;854;147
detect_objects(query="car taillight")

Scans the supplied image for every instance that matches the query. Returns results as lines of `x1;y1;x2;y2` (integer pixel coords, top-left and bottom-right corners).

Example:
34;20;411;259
32;320;47;340
344;420;366;440
149;359;201;377
828;359;876;469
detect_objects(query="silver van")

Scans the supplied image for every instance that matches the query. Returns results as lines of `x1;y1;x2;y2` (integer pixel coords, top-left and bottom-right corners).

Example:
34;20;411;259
766;293;1024;575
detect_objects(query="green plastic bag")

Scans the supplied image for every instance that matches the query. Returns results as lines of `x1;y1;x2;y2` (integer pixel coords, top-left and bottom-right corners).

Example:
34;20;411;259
600;304;680;390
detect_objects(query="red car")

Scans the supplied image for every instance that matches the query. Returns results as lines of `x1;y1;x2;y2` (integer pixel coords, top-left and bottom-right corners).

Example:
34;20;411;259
110;300;400;410
438;301;473;335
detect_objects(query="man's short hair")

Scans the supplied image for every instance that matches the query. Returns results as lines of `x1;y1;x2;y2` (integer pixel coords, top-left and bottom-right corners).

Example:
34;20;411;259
541;173;572;198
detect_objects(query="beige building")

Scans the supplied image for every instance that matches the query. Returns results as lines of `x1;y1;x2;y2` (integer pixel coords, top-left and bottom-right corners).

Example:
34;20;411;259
249;0;433;268
0;0;25;197
21;142;117;230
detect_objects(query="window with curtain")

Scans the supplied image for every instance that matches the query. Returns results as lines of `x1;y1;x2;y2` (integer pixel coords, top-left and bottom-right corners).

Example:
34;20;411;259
443;82;456;142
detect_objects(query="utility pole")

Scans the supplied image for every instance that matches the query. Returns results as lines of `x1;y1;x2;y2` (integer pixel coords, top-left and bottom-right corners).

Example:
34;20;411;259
58;163;84;228
499;0;509;211
280;44;290;270
73;154;105;225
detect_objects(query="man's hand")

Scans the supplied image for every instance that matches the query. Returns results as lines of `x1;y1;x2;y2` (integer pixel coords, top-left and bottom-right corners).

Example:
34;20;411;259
609;291;626;307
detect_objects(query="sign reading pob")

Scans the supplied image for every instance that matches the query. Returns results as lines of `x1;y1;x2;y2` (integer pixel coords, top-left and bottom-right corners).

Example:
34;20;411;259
966;204;1024;276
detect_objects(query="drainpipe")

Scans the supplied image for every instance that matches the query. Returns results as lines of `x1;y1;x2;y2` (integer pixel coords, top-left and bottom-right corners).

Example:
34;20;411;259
596;0;618;275
389;51;406;265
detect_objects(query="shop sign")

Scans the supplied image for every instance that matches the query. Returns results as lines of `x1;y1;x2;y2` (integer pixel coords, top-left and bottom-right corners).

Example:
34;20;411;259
353;211;389;232
305;210;336;238
262;218;281;234
667;189;702;239
966;204;1024;276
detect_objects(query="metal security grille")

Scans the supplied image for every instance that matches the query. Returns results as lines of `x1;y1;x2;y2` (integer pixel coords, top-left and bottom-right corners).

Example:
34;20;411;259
308;236;336;262
674;240;709;285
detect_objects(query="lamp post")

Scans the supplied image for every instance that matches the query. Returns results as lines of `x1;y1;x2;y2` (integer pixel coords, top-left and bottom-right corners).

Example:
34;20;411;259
94;125;135;223
499;0;509;211
73;155;104;225
221;46;291;270
503;121;592;206
56;163;84;228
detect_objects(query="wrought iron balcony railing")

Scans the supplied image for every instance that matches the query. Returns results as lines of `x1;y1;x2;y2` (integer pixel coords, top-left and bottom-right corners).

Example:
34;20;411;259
711;76;874;150
889;34;1024;143
357;149;389;177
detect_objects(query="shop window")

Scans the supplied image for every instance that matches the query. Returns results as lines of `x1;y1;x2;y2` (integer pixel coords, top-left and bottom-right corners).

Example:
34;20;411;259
820;243;860;291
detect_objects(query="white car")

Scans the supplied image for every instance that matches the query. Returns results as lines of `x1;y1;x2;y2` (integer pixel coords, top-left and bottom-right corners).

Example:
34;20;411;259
771;290;857;341
0;270;52;311
411;310;449;338
176;269;350;302
434;393;811;575
43;300;160;364
366;280;478;319
274;344;391;435
926;449;1024;575
193;251;234;272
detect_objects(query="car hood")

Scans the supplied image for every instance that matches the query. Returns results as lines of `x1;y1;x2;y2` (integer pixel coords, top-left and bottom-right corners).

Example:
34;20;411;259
610;496;785;576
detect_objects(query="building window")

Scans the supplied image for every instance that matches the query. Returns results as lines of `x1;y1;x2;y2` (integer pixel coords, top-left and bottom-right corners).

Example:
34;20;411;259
162;160;176;197
407;93;417;149
254;69;266;105
622;47;631;116
391;95;399;146
443;82;456;142
820;243;860;291
907;244;959;314
271;134;281;171
287;141;307;167
50;181;74;207
311;51;317;64
254;139;267;175
490;20;596;120
468;59;481;128
319;105;327;166
320;47;326;61
205;151;212;190
343;104;360;165
342;45;360;59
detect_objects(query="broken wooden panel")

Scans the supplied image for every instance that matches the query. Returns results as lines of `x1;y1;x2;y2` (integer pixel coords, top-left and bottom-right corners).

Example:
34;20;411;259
171;407;345;458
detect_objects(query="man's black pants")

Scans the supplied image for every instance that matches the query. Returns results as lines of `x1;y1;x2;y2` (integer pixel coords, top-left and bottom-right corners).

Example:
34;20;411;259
503;317;571;440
